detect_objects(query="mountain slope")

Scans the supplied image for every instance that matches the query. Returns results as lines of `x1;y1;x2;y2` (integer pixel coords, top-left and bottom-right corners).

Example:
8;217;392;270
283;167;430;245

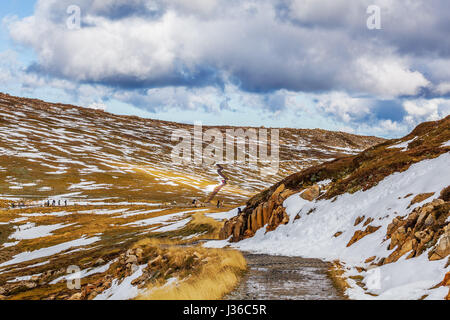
216;116;450;299
0;93;385;300
0;92;383;207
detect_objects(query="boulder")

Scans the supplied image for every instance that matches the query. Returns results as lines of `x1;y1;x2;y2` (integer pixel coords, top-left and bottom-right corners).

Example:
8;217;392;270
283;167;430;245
430;233;450;260
125;255;138;264
300;185;320;201
68;293;82;300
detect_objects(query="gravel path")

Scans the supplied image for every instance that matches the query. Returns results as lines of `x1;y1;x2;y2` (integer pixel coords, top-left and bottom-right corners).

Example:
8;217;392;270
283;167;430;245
225;253;344;300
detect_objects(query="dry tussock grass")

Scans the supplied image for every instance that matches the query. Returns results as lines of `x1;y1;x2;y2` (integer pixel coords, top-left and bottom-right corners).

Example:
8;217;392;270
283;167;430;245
137;247;246;300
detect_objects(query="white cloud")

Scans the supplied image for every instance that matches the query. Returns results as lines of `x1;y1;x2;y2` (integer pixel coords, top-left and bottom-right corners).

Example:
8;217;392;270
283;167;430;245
354;56;430;98
403;98;450;124
315;92;373;123
434;82;450;95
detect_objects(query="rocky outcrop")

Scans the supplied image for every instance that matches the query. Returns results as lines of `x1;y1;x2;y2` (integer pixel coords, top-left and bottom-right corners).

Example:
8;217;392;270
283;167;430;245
383;199;449;264
220;182;326;241
220;183;300;241
346;225;381;247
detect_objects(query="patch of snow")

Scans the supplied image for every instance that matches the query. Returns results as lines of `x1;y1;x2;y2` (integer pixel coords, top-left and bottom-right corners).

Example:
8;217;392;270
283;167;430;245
0;236;100;267
94;265;145;300
387;137;417;151
9;222;73;240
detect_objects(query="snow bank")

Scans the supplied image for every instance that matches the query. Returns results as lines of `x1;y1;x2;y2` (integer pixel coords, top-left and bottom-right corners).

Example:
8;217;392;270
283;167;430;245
232;152;450;299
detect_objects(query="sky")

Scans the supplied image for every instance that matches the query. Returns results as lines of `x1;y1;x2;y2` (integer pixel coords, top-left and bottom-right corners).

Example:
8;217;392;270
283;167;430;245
1;0;450;138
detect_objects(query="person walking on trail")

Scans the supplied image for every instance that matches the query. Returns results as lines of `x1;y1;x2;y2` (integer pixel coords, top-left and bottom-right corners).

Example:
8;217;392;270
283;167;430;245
217;200;221;208
52;200;56;206
238;207;242;214
65;200;67;207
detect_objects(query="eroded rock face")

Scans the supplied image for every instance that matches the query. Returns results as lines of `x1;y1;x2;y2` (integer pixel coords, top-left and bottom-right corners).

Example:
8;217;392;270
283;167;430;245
384;199;449;264
220;183;297;242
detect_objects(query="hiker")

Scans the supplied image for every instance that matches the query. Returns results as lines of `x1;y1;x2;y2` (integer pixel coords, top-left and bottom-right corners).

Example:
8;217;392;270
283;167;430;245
238;207;242;214
52;200;56;206
64;200;67;207
192;199;197;205
11;202;15;209
217;200;221;208
58;200;61;206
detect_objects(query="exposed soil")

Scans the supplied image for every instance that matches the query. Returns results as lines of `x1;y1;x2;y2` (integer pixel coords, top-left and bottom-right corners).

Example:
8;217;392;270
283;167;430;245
225;253;345;300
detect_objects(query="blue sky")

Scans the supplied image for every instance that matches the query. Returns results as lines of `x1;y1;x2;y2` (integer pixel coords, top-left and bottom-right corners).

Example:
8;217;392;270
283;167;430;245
1;1;450;138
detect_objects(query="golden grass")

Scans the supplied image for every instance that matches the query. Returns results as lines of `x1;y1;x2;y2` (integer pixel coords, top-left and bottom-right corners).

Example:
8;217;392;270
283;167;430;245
327;261;349;299
188;213;224;239
137;247;246;300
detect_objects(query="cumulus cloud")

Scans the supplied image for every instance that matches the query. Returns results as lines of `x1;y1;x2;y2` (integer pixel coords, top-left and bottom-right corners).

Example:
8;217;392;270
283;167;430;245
7;0;440;96
3;0;450;137
403;98;450;124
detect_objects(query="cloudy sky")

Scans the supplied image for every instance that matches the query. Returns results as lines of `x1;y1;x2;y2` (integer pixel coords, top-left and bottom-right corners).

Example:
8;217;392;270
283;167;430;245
1;0;450;137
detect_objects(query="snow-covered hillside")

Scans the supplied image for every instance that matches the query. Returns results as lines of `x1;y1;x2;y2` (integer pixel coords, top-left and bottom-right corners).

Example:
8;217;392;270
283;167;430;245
213;116;450;300
0;93;383;207
234;152;449;299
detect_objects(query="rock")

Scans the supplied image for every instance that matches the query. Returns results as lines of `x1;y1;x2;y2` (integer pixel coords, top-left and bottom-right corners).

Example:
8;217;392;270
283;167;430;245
31;275;40;282
251;210;258;233
363;217;374;227
271;184;285;201
0;295;6;300
431;198;445;206
219;219;234;240
300;185;320;201
135;248;144;259
424;214;435;227
94;258;105;266
408;193;435;208
280;189;296;200
440;272;450;287
347;225;381;247
365;256;376;263
233;217;244;240
68;293;82;300
256;204;264;229
333;231;343;238
125;255;138;264
262;202;270;225
0;287;6;295
126;249;134;257
149;255;162;266
431;233;450;260
243;229;255;238
130;263;139;273
398;238;416;258
354;215;365;226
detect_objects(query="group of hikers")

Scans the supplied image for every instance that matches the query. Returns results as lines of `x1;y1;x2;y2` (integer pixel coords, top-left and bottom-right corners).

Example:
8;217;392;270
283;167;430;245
191;198;223;208
44;199;68;207
9;199;68;209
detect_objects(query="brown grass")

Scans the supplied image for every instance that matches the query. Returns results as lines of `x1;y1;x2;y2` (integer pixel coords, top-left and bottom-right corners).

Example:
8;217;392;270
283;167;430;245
137;247;246;300
327;261;349;299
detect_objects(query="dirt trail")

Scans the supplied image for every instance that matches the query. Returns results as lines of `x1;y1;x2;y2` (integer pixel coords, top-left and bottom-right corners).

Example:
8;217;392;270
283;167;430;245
225;253;344;300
